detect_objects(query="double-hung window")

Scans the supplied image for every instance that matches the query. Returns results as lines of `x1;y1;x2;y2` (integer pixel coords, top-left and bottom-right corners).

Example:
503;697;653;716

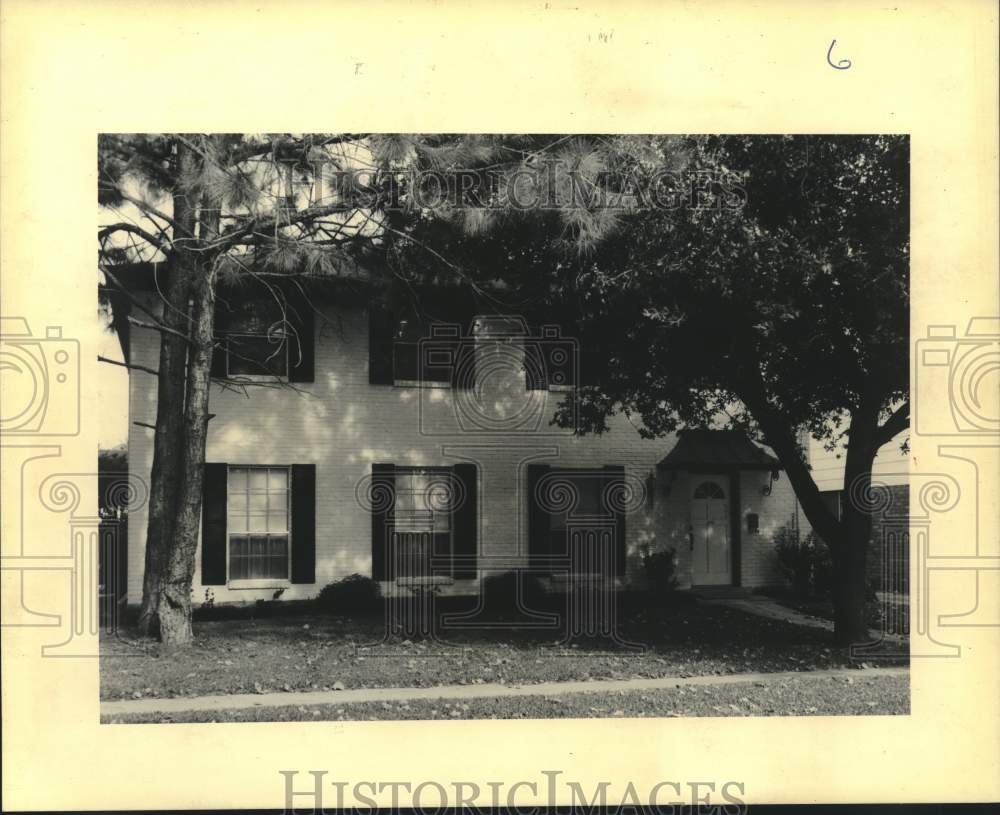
391;467;454;578
227;466;290;581
392;310;456;386
216;299;290;378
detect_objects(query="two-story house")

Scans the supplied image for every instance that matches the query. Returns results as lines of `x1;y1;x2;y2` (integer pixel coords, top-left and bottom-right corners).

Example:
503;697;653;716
123;267;807;607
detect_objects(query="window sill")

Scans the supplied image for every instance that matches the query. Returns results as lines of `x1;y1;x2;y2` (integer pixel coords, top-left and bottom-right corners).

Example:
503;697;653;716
227;579;290;590
393;380;452;389
220;374;288;384
394;576;455;587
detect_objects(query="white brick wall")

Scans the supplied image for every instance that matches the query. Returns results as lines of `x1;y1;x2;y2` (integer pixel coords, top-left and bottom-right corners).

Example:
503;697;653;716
127;295;800;604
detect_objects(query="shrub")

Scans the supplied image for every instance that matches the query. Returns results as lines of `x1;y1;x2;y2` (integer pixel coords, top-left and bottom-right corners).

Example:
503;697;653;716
641;545;678;595
480;570;547;612
317;573;381;613
773;525;831;598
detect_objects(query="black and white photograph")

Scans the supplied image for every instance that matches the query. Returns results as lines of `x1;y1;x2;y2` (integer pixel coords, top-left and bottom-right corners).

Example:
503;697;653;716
95;133;911;723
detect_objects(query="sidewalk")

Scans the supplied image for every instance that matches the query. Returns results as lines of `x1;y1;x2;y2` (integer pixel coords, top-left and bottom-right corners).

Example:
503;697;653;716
101;665;909;718
698;595;907;644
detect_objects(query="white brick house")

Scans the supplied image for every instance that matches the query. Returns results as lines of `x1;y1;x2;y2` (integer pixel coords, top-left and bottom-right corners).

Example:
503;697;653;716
124;274;806;607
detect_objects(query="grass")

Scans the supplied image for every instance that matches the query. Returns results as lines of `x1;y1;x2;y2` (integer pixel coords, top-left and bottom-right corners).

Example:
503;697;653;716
101;598;908;703
756;588;910;632
101;673;909;723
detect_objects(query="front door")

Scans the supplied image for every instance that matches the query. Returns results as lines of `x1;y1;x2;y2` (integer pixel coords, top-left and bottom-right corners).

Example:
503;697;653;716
691;478;731;585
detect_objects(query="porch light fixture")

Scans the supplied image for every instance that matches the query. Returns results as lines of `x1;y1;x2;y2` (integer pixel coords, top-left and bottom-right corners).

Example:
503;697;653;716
762;468;780;497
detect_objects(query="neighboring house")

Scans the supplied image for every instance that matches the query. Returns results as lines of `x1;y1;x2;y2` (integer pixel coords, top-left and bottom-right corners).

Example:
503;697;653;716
807;428;910;592
123;270;808;606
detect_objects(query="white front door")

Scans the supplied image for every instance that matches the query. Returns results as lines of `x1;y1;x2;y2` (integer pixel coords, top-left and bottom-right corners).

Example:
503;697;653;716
691;478;731;585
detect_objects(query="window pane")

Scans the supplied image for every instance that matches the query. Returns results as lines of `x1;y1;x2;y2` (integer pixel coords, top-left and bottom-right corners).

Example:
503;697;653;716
267;509;288;533
410;472;430;508
393;342;419;381
229;512;248;533
248;513;268;533
218;298;285;334
229;492;247;513
229;468;247;491
230;536;249;580
248;491;268;512
227;335;288;376
268;468;288;490
249;470;268;491
250;535;267;558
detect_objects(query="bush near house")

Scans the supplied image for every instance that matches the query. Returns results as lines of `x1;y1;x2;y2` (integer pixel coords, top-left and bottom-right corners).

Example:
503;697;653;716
641;545;678;597
480;570;548;613
317;574;382;613
773;526;831;598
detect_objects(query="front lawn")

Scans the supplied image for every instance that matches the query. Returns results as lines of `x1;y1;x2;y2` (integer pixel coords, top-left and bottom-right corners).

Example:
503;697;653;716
757;588;910;633
101;600;907;702
101;672;908;723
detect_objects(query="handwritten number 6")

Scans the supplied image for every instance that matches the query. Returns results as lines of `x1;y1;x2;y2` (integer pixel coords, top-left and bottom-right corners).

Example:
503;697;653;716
827;39;852;70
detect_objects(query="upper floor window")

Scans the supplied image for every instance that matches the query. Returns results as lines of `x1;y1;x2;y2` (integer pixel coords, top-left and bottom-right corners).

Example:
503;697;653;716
212;291;314;383
392;310;457;386
369;302;472;387
369;305;585;391
216;298;289;377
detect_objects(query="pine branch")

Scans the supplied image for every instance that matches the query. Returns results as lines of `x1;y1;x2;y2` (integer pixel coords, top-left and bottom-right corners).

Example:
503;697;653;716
99;222;170;252
208;200;365;251
98;355;159;377
127;316;192;344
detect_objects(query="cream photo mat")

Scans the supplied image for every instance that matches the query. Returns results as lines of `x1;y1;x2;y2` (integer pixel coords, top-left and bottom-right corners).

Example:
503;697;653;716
1;0;998;809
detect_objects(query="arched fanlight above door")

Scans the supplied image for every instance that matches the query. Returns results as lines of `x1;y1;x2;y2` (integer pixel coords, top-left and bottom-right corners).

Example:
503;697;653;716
693;481;726;499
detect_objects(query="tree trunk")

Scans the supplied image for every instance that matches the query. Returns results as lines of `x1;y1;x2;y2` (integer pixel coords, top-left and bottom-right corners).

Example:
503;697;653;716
157;264;216;648
137;151;198;637
830;404;880;646
830;511;873;645
136;268;188;635
753;398;879;645
157;187;221;650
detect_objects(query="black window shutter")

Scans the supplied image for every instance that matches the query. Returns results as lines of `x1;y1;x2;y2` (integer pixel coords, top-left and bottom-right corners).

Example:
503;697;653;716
290;464;316;583
604;465;627;577
526;463;551;574
210;337;227;379
451;463;478;579
287;292;315;383
201;463;228;585
451;334;476;390
450;306;476;390
369;306;395;384
523;325;547;391
370;463;395;580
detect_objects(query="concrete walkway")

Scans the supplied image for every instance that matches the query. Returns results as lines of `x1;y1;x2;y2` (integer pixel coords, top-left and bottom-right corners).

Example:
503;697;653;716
698;595;907;644
101;665;908;717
